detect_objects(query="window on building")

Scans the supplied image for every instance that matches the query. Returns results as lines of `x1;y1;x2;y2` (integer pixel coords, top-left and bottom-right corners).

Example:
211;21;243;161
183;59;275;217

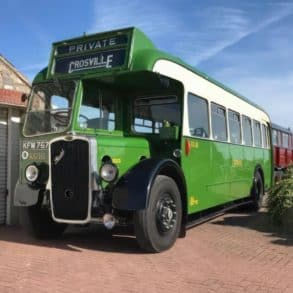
253;120;262;147
1;71;14;90
228;110;241;144
188;93;209;138
211;102;227;141
0;72;3;88
242;115;253;146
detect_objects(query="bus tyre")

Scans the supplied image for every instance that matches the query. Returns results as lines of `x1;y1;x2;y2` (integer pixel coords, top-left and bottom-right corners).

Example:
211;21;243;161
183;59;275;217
19;198;67;239
134;175;182;253
252;172;264;210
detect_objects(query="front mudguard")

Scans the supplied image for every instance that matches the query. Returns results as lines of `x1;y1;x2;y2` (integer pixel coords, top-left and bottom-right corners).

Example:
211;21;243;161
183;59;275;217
112;158;186;211
14;180;40;206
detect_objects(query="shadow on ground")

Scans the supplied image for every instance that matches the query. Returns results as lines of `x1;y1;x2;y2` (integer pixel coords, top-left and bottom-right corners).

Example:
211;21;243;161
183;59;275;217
0;224;143;254
1;210;292;253
211;210;293;246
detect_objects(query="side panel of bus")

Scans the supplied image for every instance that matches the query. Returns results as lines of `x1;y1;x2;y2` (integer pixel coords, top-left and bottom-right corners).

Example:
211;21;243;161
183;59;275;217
182;139;271;215
152;60;272;215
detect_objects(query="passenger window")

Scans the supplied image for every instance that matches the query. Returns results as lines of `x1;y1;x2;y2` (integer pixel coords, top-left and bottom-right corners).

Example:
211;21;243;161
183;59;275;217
187;93;209;138
242;115;253;146
253;120;262;147
133;96;180;134
228;110;241;144
134;118;162;134
211;103;227;141
282;133;289;148
278;131;282;147
272;129;278;146
262;124;267;148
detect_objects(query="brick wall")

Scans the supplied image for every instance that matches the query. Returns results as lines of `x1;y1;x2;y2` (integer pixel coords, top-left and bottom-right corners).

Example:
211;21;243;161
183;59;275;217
0;56;30;108
0;89;27;107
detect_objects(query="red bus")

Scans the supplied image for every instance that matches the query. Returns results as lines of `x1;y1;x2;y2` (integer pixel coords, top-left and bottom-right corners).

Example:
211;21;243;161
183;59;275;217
272;123;292;173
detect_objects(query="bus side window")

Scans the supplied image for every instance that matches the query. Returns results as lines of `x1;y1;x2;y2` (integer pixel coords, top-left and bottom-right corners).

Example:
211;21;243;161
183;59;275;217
211;102;227;141
133;95;180;135
187;93;209;138
242;115;253;146
261;124;267;148
278;131;282;147
283;133;289;148
272;129;278;146
228;110;241;144
253;120;262;147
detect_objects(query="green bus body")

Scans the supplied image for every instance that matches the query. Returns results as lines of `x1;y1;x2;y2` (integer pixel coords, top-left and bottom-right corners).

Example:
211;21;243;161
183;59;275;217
15;27;272;252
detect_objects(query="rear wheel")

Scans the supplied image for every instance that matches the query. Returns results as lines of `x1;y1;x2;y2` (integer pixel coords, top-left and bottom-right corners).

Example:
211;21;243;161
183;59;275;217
19;193;67;238
134;175;182;252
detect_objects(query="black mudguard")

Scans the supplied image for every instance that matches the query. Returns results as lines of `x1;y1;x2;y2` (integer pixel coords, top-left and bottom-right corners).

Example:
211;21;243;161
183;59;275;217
112;158;186;211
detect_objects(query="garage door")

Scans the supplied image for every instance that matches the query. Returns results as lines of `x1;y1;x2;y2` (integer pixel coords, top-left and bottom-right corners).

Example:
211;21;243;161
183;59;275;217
0;108;8;224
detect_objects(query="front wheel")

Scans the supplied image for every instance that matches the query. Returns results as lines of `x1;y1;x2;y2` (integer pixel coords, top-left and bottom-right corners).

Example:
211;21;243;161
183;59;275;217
134;175;182;253
19;195;67;238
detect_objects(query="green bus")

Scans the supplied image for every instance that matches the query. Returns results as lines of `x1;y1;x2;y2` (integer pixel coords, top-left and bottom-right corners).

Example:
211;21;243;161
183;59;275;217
15;27;272;252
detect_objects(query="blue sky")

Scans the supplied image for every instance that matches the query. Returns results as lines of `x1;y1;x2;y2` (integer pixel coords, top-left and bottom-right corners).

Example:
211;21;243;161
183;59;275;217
1;0;292;128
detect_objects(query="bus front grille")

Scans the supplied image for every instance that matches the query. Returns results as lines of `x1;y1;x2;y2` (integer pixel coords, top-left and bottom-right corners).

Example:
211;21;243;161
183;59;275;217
50;139;89;221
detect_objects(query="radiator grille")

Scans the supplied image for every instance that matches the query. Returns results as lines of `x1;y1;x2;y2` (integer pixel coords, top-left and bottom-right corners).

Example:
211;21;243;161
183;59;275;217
51;139;89;220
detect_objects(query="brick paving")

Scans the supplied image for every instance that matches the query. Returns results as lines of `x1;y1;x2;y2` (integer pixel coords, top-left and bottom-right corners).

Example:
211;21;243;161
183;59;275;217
0;211;292;293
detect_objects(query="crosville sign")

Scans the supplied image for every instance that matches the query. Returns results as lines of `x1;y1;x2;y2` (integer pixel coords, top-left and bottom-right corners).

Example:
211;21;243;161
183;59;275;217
52;33;129;75
54;49;126;74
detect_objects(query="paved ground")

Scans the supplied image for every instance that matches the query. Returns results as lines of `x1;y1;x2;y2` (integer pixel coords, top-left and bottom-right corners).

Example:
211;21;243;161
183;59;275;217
0;210;292;293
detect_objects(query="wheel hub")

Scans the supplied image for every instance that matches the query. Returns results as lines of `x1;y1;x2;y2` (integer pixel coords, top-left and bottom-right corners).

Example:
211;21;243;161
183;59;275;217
156;195;177;233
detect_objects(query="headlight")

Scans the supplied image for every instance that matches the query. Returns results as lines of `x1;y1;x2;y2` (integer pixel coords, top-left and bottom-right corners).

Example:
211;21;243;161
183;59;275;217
100;163;118;182
25;164;39;182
